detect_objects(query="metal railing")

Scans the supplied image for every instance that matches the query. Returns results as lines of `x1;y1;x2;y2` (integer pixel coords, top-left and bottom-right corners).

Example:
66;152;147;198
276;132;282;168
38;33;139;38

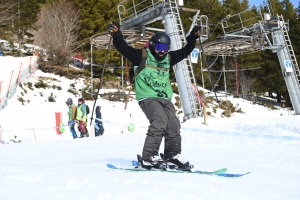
117;0;162;26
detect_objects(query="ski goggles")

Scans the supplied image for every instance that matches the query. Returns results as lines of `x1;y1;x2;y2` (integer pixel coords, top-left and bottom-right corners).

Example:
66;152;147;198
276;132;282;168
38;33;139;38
154;43;169;53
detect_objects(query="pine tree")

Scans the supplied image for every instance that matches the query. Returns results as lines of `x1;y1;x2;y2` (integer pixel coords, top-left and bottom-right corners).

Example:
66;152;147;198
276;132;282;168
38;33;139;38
10;0;46;46
72;0;120;44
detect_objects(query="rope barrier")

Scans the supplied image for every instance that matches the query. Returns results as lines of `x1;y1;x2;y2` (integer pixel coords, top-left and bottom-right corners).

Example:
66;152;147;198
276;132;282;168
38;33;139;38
1;117;299;141
181;127;300;141
0;56;38;110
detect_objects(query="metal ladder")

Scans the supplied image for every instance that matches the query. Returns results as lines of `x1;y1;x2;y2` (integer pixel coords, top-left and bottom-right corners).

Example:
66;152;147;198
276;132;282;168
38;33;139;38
277;14;300;99
164;0;203;117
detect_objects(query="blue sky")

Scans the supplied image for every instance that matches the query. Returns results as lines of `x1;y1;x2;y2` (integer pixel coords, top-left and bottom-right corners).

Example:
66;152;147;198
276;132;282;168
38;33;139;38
249;0;299;7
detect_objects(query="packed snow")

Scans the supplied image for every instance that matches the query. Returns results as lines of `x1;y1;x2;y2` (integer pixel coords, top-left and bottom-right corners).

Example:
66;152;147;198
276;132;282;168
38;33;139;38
0;58;300;200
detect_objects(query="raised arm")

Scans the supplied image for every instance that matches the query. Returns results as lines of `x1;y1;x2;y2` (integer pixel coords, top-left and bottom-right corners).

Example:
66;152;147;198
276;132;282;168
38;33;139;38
169;25;202;67
108;21;142;66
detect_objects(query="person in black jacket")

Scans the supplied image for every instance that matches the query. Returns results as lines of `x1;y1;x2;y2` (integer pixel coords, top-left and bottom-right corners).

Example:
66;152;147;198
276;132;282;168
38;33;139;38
108;21;201;170
94;106;104;136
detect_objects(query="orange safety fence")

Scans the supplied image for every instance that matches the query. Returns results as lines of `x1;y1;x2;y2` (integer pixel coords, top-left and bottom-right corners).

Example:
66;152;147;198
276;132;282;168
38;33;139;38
0;56;38;108
6;70;14;98
17;63;22;84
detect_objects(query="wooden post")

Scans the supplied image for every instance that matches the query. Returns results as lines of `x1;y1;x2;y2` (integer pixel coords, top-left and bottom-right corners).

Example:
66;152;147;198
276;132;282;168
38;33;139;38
203;105;207;125
126;61;129;83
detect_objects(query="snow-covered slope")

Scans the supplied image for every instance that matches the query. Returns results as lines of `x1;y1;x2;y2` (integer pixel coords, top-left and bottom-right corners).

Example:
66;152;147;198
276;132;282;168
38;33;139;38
0;69;300;200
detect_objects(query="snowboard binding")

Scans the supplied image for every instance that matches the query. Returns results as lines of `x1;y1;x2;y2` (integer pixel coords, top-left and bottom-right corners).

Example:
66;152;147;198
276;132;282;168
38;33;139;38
136;154;167;170
160;153;194;172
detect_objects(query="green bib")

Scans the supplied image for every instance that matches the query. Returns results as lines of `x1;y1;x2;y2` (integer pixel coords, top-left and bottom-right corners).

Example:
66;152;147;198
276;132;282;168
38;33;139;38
134;49;173;101
76;105;87;121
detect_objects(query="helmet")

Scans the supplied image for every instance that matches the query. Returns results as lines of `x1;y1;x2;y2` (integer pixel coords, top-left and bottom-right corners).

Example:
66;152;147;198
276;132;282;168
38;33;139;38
150;32;171;45
78;98;83;102
149;32;171;61
67;98;73;104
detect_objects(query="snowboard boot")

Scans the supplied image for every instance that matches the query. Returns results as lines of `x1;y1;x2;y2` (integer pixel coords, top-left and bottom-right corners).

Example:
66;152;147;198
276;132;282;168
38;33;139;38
85;127;89;137
78;132;87;138
165;154;193;171
137;154;165;170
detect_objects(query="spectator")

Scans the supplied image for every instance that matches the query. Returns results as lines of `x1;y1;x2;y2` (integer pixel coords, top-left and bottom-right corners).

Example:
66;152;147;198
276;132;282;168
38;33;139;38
66;98;77;139
94;106;104;136
76;98;88;138
81;97;89;137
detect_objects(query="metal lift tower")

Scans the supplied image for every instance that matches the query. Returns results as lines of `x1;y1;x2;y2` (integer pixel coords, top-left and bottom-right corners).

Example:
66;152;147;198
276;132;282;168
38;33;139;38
202;5;300;114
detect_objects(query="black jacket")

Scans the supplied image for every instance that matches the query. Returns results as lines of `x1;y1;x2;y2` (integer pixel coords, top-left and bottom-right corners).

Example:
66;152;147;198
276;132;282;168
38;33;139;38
112;30;197;67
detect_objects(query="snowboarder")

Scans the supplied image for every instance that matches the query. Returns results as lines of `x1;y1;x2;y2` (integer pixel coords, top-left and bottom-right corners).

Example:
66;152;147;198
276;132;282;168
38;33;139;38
107;21;202;169
66;98;77;139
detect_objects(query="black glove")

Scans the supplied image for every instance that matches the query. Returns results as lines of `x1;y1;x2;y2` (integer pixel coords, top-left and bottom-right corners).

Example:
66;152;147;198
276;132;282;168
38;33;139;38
107;21;120;36
192;25;202;38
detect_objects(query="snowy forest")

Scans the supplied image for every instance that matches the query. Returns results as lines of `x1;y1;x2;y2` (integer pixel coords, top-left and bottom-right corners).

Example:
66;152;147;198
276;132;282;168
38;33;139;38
1;0;300;104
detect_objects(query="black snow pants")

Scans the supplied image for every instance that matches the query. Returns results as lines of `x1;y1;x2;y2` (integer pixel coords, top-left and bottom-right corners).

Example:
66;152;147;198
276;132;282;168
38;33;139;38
138;98;181;161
